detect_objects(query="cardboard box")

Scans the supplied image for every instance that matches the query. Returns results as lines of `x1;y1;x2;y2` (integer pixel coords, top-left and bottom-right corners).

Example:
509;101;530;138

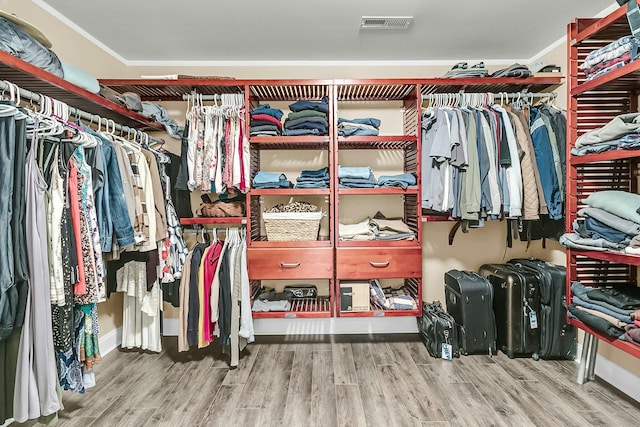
340;282;370;311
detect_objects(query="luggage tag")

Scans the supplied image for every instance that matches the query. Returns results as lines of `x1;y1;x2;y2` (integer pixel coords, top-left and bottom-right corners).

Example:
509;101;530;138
441;330;453;360
441;343;453;360
529;310;538;329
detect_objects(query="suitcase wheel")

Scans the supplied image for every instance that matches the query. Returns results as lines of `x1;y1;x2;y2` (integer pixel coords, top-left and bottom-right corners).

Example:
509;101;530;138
532;353;540;361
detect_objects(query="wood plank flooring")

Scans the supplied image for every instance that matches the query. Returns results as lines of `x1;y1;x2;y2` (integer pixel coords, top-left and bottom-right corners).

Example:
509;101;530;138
12;335;640;427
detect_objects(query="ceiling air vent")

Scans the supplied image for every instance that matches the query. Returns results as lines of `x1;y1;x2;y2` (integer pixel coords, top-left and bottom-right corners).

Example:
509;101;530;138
360;16;413;30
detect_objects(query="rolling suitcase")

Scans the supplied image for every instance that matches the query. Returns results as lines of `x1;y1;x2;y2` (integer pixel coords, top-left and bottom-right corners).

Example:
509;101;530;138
508;258;577;360
478;263;541;359
444;270;496;355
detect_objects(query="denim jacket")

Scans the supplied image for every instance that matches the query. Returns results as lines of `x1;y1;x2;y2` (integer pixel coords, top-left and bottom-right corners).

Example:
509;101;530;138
81;124;135;249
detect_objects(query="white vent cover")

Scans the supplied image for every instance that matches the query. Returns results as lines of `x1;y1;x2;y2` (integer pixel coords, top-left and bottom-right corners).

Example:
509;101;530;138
360;16;413;30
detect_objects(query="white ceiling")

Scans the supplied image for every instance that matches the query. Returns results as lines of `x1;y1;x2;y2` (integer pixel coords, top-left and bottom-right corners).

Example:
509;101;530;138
36;0;616;65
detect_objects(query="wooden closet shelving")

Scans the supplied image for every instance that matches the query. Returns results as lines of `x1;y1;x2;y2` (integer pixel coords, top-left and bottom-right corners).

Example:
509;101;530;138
245;80;336;317
180;217;247;225
0;51;161;130
567;2;640;360
99;74;564;321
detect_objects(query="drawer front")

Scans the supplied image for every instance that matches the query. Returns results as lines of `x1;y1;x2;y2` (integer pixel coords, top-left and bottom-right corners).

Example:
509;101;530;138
336;248;422;279
248;248;334;279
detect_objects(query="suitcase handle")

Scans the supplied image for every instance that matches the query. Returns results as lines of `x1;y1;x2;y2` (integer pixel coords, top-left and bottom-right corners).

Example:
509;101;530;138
370;261;390;268
280;262;301;269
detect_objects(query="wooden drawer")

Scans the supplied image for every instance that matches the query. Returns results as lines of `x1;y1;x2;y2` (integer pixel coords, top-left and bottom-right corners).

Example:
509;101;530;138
248;248;334;279
336;248;422;279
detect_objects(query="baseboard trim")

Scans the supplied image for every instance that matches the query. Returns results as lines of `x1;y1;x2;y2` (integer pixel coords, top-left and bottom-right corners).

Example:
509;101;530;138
99;327;122;357
575;343;640;402
162;316;418;336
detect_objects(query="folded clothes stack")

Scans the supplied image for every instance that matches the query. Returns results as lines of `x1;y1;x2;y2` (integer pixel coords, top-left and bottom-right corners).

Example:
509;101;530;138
252;289;292;312
250;104;284;136
572;112;640;156
252;171;292;189
295;166;330;189
339;212;415;241
283;96;330;136
559;191;640;255
338;117;381;136
568;281;640;342
443;61;489;78
338;165;377;188
580;36;639;81
490;63;532;78
376;173;416;190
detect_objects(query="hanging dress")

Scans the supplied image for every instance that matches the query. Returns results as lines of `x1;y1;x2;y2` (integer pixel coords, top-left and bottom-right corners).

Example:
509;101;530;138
13;130;60;422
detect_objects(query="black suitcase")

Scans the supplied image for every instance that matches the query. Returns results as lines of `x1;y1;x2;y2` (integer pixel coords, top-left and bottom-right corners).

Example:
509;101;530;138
508;258;577;360
444;269;496;355
478;263;541;359
417;301;461;359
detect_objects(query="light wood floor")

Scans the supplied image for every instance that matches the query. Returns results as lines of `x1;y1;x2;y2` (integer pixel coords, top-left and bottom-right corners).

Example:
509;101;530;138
14;335;640;427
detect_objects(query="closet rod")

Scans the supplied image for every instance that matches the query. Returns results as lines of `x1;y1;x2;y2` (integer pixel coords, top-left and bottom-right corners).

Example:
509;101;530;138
181;93;244;101
421;91;557;100
0;80;164;146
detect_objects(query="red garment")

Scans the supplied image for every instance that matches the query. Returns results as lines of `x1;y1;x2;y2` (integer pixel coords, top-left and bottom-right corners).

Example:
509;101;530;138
68;161;86;295
251;113;283;128
202;241;223;344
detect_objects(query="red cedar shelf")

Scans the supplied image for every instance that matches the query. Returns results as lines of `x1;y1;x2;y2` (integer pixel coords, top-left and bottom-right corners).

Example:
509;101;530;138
251;296;332;319
0;51;162;130
249;136;330;145
337;135;418;143
571;149;640;164
569;249;640;267
250;188;330;196
571;3;631;45
421;215;455;222
249;240;332;248
571;60;640;96
180;217;247;225
338;187;418;195
569;319;640;359
337;240;420;248
339;308;420;318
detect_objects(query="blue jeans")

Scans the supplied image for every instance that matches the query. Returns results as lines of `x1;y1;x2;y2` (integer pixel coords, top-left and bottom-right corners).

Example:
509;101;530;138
338;166;373;180
253;171;288;185
338;117;381;128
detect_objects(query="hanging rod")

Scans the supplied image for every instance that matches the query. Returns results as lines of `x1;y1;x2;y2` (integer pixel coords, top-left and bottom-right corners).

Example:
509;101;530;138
0;80;165;146
181;91;245;102
421;91;557;101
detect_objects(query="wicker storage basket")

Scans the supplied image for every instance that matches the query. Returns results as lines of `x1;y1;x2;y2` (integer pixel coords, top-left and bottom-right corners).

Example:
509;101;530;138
262;211;323;241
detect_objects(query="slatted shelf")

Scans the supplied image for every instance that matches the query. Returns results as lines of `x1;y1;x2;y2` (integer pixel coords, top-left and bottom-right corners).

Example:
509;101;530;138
337;135;417;150
98;78;244;101
249;136;330;150
418;76;564;95
0;51;161;130
180;217;247;225
338;187;418;195
249;80;332;101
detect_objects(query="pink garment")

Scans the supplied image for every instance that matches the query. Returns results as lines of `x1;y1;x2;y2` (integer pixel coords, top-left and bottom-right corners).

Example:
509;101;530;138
635;320;640;328
202;241;223;344
68;161;86;295
238;121;246;191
